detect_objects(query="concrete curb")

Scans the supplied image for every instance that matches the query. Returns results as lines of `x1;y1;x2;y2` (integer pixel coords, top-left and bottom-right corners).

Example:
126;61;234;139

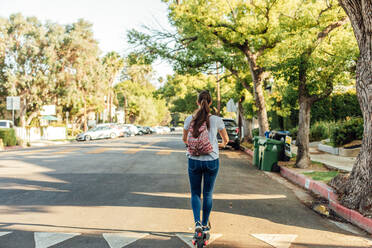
280;166;372;235
244;148;253;157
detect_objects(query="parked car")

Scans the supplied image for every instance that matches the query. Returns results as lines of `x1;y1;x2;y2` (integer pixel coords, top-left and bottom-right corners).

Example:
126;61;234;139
162;126;171;133
148;127;155;134
116;124;132;137
217;118;242;150
0;120;14;129
122;124;139;136
76;126;120;141
136;125;147;135
143;126;152;134
153;126;165;134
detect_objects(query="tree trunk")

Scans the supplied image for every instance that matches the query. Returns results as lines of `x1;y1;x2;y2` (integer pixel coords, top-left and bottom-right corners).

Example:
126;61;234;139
244;118;253;142
296;97;312;168
18;98;27;127
241;49;269;136
238;99;243;140
26;112;38;126
330;0;372;216
108;90;112;123
83;98;87;132
253;77;269;136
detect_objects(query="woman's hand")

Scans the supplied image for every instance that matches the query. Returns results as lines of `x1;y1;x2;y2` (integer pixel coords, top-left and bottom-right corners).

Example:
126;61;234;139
218;128;229;149
183;128;188;145
218;142;227;149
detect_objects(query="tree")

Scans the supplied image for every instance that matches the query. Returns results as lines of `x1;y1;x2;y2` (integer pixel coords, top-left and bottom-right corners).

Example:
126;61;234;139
102;52;124;122
271;0;358;168
130;0;299;136
1;14;57;126
115;62;170;126
329;0;372;217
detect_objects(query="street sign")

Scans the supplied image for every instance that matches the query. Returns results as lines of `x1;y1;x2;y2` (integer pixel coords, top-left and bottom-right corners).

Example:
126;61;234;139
40;105;56;116
6;96;20;110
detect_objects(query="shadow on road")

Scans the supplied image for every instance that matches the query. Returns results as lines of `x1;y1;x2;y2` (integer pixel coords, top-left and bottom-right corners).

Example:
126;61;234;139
0;134;366;242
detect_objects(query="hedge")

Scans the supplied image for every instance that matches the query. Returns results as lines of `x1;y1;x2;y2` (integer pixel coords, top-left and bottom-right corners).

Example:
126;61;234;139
310;121;335;142
331;117;363;147
311;91;362;123
0;128;17;146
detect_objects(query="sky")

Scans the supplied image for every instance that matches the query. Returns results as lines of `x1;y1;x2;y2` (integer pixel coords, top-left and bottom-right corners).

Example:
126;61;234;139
0;0;174;85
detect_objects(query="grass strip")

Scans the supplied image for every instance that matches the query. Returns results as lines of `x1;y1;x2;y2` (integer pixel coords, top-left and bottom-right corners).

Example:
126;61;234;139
303;171;339;183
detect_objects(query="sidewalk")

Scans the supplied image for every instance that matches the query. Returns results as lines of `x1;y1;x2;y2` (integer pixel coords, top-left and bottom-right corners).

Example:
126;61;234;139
291;144;355;172
3;139;72;151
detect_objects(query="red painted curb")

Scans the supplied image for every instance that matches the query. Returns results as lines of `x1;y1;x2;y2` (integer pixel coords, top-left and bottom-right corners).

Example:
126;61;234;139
244;148;253;157
280;166;372;235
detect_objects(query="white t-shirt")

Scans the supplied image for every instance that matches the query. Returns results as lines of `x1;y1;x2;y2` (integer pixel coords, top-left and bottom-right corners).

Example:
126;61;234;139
184;115;225;161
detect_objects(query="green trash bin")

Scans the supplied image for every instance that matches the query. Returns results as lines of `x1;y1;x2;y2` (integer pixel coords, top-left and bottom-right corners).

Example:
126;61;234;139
259;138;284;172
253;136;265;168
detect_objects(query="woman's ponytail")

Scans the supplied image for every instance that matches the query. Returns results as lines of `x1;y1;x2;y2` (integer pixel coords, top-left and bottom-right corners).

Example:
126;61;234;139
191;91;212;138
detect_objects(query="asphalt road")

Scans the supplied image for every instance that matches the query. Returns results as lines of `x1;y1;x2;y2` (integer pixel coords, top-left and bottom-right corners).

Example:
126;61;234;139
0;133;371;248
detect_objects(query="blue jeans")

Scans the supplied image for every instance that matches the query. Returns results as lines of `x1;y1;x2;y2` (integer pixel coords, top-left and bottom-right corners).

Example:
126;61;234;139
188;158;219;226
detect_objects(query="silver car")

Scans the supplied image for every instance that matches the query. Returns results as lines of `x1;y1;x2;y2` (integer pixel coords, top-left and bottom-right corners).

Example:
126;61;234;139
76;126;119;141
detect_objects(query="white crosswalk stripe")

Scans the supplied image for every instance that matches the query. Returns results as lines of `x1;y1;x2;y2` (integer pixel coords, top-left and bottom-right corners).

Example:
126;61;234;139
103;232;149;248
0;231;11;237
251;234;298;248
0;231;224;247
175;233;222;248
34;232;80;248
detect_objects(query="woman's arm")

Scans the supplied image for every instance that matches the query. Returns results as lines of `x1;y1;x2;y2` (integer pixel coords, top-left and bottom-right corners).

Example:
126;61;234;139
183;128;188;144
218;128;229;148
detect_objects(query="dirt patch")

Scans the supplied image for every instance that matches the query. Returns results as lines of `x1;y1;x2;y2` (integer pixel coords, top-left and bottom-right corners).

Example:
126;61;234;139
343;140;362;148
278;157;330;172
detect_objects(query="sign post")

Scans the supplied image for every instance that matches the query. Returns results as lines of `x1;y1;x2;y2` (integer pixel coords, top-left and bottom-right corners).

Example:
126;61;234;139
6;96;20;124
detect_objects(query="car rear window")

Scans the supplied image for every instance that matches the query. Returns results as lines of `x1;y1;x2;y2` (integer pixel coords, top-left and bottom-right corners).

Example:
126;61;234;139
223;120;237;127
0;122;6;127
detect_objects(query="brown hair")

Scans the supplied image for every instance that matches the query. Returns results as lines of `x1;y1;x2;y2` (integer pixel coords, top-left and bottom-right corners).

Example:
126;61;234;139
191;90;212;138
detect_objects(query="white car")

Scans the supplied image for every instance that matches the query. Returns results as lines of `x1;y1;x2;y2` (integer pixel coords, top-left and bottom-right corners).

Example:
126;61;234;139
0;120;14;128
76;126;120;141
153;126;165;134
122;124;139;136
162;126;171;133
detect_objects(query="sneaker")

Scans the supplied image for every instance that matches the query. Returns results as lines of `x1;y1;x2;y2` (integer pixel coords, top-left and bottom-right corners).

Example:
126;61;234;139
202;221;211;241
193;221;203;239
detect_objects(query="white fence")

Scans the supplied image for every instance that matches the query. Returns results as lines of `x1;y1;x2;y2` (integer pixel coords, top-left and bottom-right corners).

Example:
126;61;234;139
15;126;67;142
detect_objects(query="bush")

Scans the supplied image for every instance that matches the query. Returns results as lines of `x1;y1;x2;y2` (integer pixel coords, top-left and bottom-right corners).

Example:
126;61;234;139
0;128;17;146
252;128;259;137
310;121;334;142
331;117;363;147
289;126;298;141
311;91;362;123
68;128;81;137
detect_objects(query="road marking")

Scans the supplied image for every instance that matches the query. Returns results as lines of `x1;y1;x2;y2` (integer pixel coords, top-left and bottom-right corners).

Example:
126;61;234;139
156;149;172;155
123;141;157;154
176;233;222;248
0;231;11;237
132;192;287;200
103;232;149;248
251;234;298;248
52;148;80;155
34;232;80;248
23;149;52;155
86;148;110;154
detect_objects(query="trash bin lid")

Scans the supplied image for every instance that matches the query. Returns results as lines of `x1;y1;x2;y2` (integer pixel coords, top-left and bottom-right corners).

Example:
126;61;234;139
266;138;284;145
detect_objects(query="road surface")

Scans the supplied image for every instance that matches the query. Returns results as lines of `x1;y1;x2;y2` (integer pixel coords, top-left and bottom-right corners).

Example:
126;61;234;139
0;133;371;247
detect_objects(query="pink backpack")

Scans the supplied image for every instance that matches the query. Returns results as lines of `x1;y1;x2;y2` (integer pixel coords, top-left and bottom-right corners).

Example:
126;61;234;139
187;121;213;156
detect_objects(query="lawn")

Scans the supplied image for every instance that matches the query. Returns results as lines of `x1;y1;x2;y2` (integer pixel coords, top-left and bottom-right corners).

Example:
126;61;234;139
302;171;339;183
